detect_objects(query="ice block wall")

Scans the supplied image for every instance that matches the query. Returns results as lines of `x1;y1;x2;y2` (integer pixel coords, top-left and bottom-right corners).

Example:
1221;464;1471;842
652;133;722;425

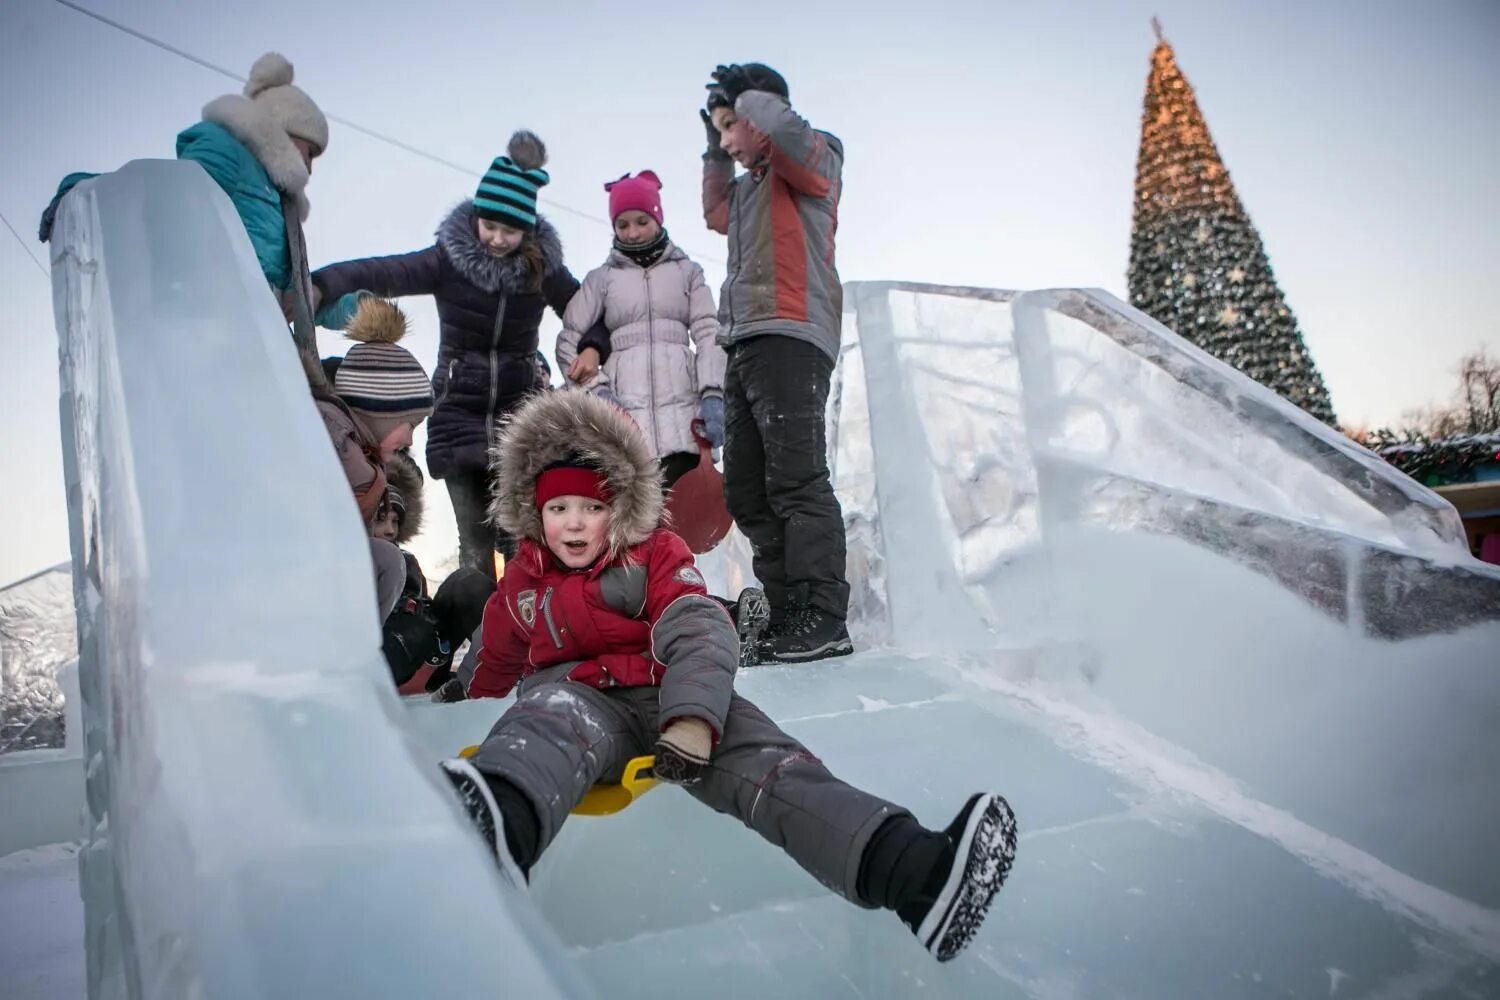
834;280;1500;909
49;161;592;1000
835;282;1499;643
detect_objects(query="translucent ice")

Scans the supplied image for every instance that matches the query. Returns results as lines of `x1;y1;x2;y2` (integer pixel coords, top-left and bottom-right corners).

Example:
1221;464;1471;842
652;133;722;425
32;164;1500;1000
47;161;591;999
0;564;74;753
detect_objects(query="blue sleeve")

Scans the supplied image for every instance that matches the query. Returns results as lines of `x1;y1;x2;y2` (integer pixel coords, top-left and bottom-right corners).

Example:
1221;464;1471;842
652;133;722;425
315;290;373;330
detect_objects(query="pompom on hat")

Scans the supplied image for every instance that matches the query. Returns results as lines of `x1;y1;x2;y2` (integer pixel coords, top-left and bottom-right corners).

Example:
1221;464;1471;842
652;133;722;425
334;298;434;442
474;130;551;232
244;52;329;154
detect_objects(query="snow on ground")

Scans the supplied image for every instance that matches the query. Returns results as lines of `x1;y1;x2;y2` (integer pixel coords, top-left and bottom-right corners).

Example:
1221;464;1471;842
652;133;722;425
0;842;84;1000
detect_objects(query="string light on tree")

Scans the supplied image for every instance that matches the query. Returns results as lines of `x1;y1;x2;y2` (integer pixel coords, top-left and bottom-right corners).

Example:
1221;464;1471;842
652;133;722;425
1127;19;1337;425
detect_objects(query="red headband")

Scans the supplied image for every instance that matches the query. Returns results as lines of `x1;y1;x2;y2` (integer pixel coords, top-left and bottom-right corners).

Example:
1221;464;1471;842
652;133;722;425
535;465;612;508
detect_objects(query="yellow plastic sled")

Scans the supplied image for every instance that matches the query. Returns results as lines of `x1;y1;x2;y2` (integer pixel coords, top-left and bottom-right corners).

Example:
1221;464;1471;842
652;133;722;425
457;746;659;817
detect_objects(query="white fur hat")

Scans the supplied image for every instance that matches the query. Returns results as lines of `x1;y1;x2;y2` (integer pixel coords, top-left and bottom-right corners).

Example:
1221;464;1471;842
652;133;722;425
244;53;328;154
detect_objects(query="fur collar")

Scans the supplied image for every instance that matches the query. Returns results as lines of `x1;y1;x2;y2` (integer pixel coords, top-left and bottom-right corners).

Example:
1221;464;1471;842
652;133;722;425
435;202;564;295
384;450;426;545
201;94;311;221
489;390;661;558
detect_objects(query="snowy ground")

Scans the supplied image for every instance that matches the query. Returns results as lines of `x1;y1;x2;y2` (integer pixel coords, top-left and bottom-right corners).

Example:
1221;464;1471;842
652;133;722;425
0;843;84;1000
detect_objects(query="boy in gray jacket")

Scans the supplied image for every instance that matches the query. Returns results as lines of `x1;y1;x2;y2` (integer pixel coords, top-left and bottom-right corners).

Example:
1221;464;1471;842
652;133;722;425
701;62;852;663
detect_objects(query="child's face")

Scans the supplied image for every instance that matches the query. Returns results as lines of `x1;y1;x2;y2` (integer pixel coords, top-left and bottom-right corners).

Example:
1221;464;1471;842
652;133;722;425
378;422;414;461
290;137;319;172
476;217;526;257
710;107;760;170
372;506;401;542
613;210;661;247
541;495;610;569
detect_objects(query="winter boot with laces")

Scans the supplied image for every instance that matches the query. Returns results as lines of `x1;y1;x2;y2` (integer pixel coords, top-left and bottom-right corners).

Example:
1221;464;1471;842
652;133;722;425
761;584;853;662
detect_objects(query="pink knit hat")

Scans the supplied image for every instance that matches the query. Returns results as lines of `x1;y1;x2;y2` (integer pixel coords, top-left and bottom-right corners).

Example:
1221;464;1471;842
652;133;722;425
605;171;664;225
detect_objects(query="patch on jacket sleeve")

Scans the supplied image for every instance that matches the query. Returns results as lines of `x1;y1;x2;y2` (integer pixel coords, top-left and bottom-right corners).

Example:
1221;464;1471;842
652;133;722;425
516;589;537;627
674;566;706;589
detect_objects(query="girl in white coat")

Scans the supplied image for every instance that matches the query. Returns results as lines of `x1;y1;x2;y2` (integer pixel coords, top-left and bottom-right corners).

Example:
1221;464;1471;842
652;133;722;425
556;171;726;490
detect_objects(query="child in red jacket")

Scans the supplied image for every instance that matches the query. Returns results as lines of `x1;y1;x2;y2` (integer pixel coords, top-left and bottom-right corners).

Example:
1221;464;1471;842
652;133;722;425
439;390;1016;962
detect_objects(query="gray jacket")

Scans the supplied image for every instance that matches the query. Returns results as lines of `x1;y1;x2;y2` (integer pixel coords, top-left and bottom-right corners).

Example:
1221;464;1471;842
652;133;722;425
702;91;844;361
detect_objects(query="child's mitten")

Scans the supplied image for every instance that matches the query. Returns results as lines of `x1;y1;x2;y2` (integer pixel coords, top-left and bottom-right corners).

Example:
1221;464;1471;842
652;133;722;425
698;394;725;448
655;717;713;785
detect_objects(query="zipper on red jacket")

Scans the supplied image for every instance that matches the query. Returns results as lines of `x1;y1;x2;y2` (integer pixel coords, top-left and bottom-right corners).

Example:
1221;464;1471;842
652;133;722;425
538;586;563;649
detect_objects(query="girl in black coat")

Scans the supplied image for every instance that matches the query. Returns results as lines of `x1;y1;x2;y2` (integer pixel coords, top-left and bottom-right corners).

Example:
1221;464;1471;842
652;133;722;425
313;131;609;577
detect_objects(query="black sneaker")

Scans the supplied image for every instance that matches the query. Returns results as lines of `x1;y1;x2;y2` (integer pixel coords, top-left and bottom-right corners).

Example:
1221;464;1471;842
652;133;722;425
897;793;1017;962
735;587;771;668
440;758;527;888
763;606;854;662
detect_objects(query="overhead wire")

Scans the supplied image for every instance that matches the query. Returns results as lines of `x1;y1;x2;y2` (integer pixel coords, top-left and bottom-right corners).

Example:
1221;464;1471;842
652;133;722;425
1;210;50;278
44;0;726;265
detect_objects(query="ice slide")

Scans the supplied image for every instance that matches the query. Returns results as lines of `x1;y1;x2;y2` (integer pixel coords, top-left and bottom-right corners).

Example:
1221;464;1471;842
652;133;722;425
34;160;1500;998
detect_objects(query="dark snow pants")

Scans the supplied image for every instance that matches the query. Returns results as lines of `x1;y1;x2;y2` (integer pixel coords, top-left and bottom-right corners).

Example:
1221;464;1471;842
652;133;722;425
468;680;906;904
445;467;517;581
722;335;849;619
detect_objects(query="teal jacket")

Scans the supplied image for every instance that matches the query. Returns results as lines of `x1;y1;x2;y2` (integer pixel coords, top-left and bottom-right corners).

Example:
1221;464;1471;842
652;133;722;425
41;116;357;324
175;121;292;292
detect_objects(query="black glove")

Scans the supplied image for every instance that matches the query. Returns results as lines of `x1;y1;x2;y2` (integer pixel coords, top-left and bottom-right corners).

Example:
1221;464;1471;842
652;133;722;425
705;64;752;110
706;63;789;111
431;676;468;703
700;109;729;159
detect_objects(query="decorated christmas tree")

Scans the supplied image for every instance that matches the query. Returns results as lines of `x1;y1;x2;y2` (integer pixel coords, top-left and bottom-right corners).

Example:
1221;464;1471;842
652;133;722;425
1127;21;1337;425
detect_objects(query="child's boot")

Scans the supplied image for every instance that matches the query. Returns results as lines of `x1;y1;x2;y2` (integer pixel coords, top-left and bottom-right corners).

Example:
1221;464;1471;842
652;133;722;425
763;585;853;663
439;758;534;888
897;793;1017;961
734;586;770;667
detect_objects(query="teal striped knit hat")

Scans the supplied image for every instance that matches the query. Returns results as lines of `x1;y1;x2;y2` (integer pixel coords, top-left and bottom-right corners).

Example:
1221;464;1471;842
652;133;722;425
474;130;549;232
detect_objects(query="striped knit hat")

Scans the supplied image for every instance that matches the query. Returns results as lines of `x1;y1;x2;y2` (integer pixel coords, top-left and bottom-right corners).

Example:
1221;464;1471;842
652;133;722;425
474;130;550;232
334;299;434;442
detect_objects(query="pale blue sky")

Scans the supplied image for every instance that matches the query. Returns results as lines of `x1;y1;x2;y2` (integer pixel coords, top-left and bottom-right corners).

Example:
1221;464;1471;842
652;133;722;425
2;0;1497;585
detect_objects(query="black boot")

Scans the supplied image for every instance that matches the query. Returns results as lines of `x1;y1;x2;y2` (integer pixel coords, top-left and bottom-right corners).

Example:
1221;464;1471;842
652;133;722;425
762;587;853;663
439;759;536;888
895;793;1018;962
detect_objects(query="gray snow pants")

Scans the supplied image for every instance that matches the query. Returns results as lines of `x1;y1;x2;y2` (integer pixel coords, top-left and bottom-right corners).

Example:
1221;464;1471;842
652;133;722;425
468;679;907;904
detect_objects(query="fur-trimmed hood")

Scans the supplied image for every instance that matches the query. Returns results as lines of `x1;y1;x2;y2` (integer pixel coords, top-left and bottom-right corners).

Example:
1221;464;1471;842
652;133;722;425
384;449;426;545
201;94;312;221
436;202;564;295
489;390;662;558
